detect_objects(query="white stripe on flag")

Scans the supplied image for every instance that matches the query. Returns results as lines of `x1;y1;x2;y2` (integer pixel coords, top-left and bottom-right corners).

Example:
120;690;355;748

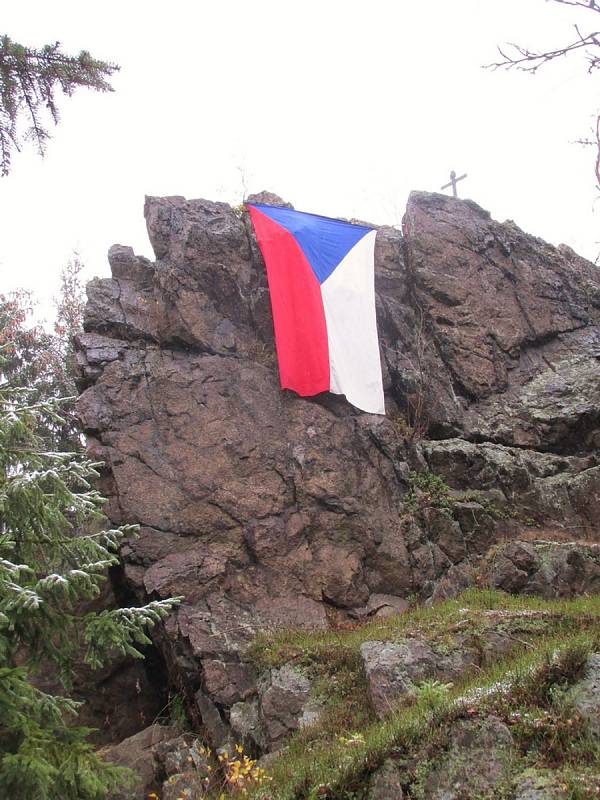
320;230;385;415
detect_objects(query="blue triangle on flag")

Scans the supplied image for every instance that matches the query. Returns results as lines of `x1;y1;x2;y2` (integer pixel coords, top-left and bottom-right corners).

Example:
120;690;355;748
249;204;373;284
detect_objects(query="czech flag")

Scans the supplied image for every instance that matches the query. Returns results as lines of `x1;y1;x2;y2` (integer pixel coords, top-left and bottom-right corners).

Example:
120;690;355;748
247;203;385;415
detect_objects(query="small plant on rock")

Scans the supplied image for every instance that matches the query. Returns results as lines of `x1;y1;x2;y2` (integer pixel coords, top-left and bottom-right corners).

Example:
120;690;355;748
217;744;271;795
414;679;453;711
404;470;455;516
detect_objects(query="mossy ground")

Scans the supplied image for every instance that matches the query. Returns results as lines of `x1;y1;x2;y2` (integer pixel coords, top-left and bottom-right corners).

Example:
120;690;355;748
241;591;600;800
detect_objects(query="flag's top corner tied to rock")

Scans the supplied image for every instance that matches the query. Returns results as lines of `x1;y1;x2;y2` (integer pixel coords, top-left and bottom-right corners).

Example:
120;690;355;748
247;202;385;415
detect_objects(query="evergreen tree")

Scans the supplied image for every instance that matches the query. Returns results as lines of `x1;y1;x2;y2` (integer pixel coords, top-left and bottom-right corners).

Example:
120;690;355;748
53;253;86;404
1;256;86;451
0;357;181;797
0;36;119;175
50;254;87;451
0;290;53;392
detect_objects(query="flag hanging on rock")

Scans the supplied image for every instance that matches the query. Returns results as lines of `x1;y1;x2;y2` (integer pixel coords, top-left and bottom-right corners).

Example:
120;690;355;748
247;203;385;415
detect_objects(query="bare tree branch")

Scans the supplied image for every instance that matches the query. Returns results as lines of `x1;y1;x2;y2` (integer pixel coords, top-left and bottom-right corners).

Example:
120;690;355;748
486;0;600;193
551;0;600;12
489;30;600;74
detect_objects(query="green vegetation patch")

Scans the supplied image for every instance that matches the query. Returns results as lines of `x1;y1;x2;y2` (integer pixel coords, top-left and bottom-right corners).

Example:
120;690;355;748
243;592;600;800
247;590;600;672
403;469;506;520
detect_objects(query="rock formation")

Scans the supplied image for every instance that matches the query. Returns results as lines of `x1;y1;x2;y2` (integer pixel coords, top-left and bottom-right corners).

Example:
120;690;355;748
75;190;600;755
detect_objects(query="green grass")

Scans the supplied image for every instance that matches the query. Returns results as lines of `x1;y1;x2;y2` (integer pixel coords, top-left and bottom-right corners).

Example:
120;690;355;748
247;590;600;671
247;633;599;799
240;591;600;800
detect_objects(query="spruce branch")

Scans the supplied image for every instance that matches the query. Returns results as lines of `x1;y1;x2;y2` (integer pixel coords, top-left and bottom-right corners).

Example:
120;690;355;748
0;36;119;174
84;598;183;669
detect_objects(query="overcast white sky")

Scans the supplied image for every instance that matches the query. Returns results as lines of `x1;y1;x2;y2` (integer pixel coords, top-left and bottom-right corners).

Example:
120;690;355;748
1;0;599;321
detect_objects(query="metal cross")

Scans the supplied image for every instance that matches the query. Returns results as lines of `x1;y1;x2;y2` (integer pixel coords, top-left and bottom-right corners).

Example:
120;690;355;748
441;170;468;198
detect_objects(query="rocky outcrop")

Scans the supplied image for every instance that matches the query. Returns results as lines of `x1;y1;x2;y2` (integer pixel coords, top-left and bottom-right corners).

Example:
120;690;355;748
513;770;568;800
419;438;600;533
403;193;600;451
256;665;321;750
367;759;405;800
416;715;516;799
358;592;410;619
76;190;600;752
569;653;600;735
489;541;600;597
100;724;210;800
360;638;464;718
360;622;518;718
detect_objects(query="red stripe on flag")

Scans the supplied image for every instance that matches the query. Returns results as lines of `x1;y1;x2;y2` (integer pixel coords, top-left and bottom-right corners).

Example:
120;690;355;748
248;206;330;397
